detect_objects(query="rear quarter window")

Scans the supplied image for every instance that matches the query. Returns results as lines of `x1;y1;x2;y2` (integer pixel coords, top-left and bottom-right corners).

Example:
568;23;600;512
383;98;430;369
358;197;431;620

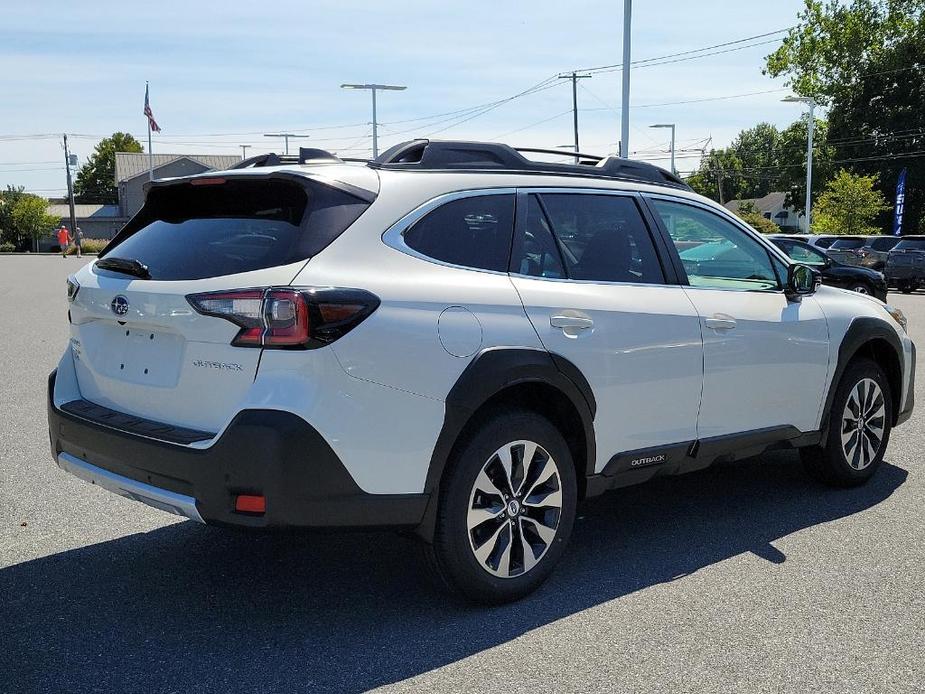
101;178;371;280
402;194;515;272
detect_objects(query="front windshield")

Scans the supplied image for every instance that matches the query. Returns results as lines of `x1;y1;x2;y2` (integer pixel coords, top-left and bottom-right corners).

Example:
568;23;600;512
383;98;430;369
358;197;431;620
896;239;925;251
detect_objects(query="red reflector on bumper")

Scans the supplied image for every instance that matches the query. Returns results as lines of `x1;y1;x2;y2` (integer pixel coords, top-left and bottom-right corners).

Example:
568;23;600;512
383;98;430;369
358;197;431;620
235;494;266;514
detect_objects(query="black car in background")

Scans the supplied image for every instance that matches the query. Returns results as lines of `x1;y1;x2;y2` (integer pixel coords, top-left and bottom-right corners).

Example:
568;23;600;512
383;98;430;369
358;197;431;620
886;237;925;293
770;237;888;301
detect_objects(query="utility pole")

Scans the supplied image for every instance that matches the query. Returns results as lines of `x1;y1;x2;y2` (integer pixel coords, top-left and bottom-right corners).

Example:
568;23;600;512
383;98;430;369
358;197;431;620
650;123;677;175
558;72;591;163
713;158;725;205
783;96;816;232
620;0;632;158
341;83;407;159
239;144;251;160
62;134;77;248
263;133;309;155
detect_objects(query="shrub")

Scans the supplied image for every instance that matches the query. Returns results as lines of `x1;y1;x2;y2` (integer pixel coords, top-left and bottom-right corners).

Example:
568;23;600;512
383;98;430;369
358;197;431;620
65;238;109;255
0;241;15;252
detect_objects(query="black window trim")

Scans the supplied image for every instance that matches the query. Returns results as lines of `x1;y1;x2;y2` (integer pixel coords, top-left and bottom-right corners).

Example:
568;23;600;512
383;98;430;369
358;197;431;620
640;192;793;295
508;187;682;286
381;187;518;276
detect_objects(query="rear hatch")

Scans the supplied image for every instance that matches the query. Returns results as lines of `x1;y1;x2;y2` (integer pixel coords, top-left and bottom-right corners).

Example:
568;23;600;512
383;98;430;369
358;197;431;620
886;239;925;276
825;237;866;266
67;172;374;434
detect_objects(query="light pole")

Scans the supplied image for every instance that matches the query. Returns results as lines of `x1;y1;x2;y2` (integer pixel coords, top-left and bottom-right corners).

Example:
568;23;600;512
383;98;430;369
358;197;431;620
650;123;676;175
263;133;310;155
620;0;632;158
783;96;816;232
239;144;251;160
341;83;407;159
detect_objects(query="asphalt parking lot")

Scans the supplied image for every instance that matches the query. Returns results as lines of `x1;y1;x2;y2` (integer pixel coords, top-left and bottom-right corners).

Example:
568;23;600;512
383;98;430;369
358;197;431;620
2;256;924;694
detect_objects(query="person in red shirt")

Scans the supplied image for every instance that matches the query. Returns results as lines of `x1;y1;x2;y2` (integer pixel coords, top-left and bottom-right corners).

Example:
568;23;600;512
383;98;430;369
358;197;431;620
56;225;70;258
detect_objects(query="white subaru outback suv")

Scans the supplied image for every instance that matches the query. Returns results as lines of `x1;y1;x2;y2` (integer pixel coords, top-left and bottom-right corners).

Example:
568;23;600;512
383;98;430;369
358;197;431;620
49;140;915;603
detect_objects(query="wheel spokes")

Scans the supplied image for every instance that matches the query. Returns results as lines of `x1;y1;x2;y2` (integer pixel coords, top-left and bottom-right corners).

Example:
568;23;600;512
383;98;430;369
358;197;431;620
467;439;563;579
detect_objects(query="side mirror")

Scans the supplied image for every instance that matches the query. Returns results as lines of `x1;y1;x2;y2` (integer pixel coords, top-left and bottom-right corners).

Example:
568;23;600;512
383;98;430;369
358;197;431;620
787;263;819;301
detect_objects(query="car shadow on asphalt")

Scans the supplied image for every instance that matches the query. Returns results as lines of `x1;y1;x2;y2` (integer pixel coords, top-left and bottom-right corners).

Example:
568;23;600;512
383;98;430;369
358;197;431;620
2;452;908;694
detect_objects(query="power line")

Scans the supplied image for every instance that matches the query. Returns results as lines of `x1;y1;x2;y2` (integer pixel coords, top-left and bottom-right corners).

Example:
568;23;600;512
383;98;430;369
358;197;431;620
576;28;794;73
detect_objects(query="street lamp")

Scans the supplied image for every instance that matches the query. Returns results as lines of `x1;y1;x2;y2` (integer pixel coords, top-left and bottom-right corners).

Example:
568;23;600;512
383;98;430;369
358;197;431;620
341;83;407;159
650;123;676;175
783;95;816;232
263;133;310;155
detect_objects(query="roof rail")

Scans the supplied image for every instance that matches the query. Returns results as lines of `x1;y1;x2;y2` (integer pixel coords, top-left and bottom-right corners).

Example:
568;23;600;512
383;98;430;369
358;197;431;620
371;139;689;190
231;147;343;170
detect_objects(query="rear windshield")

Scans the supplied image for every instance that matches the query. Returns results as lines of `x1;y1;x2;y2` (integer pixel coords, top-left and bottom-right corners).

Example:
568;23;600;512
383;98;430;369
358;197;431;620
895;239;925;251
100;178;371;280
814;237;837;248
869;237;900;251
829;238;865;249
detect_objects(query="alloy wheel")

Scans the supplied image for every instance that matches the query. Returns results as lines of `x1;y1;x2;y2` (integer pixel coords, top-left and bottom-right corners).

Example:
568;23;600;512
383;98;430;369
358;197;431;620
841;378;886;470
852;285;870;295
466;440;563;578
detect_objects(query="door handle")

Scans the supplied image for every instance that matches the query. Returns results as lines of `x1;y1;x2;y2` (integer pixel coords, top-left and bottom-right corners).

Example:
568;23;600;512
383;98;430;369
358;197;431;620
704;315;737;331
550;315;594;330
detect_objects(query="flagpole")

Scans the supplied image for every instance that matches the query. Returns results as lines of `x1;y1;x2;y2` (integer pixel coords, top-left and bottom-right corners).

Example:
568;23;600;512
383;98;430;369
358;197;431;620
147;81;154;181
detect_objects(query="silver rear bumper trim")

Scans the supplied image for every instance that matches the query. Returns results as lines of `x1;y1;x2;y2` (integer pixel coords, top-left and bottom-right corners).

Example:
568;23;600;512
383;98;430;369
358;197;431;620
57;452;204;523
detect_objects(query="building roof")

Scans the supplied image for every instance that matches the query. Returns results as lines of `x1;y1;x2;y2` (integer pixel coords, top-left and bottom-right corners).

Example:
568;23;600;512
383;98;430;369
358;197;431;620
48;204;124;219
114;153;242;184
723;191;789;214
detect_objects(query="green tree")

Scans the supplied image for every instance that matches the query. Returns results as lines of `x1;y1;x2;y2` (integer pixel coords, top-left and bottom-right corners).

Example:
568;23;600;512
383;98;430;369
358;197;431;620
766;0;925;234
734;202;782;234
74;132;143;204
812;170;890;234
687;148;745;203
0;185;28;246
8;195;59;249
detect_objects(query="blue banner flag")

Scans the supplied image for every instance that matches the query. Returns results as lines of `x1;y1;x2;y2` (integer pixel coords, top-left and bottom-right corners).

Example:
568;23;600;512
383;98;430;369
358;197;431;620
893;168;907;236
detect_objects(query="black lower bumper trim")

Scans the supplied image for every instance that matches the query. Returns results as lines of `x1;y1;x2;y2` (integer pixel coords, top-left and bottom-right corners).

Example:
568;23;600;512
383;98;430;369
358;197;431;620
897;341;916;426
47;371;428;529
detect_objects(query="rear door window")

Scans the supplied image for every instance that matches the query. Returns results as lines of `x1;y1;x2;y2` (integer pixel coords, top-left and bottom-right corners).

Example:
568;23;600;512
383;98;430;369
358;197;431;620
519;193;665;284
403;194;515;272
101;178;371;280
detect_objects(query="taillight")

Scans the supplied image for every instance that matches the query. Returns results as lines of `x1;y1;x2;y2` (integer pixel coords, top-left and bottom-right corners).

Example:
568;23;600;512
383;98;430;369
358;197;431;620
66;277;80;302
186;287;379;349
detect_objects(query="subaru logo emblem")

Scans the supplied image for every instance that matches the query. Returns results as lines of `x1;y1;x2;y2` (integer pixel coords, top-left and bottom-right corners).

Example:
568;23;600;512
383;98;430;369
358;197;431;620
111;295;129;316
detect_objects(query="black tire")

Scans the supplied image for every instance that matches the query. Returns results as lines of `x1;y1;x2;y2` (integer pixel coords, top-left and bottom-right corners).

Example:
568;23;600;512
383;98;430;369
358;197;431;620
801;357;892;487
899;281;913;293
428;409;577;604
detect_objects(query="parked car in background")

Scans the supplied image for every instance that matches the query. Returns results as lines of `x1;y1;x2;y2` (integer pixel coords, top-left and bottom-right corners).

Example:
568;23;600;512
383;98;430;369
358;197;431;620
886;237;925;293
857;236;902;271
770;234;842;250
825;237;868;267
770;237;889;301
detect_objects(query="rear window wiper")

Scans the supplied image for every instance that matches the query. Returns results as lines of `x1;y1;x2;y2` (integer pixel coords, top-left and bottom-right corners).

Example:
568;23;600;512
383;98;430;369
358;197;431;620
95;256;151;279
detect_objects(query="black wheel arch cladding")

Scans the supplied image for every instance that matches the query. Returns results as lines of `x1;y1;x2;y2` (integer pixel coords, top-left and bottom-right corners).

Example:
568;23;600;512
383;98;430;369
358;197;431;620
821;317;905;437
417;348;596;540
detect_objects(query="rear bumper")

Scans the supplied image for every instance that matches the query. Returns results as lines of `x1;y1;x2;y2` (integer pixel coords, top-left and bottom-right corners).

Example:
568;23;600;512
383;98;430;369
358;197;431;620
886;266;925;281
47;370;428;529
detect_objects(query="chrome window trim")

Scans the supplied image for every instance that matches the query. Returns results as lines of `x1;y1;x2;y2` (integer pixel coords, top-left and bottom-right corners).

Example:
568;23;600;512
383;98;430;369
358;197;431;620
641;192;792;294
381;188;517;276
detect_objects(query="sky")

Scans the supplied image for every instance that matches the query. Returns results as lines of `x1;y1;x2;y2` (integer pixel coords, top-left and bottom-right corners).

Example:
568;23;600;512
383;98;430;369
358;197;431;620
0;0;811;198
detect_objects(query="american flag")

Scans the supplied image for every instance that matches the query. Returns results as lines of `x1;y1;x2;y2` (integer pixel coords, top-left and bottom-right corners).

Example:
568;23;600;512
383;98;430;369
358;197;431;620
144;83;161;133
